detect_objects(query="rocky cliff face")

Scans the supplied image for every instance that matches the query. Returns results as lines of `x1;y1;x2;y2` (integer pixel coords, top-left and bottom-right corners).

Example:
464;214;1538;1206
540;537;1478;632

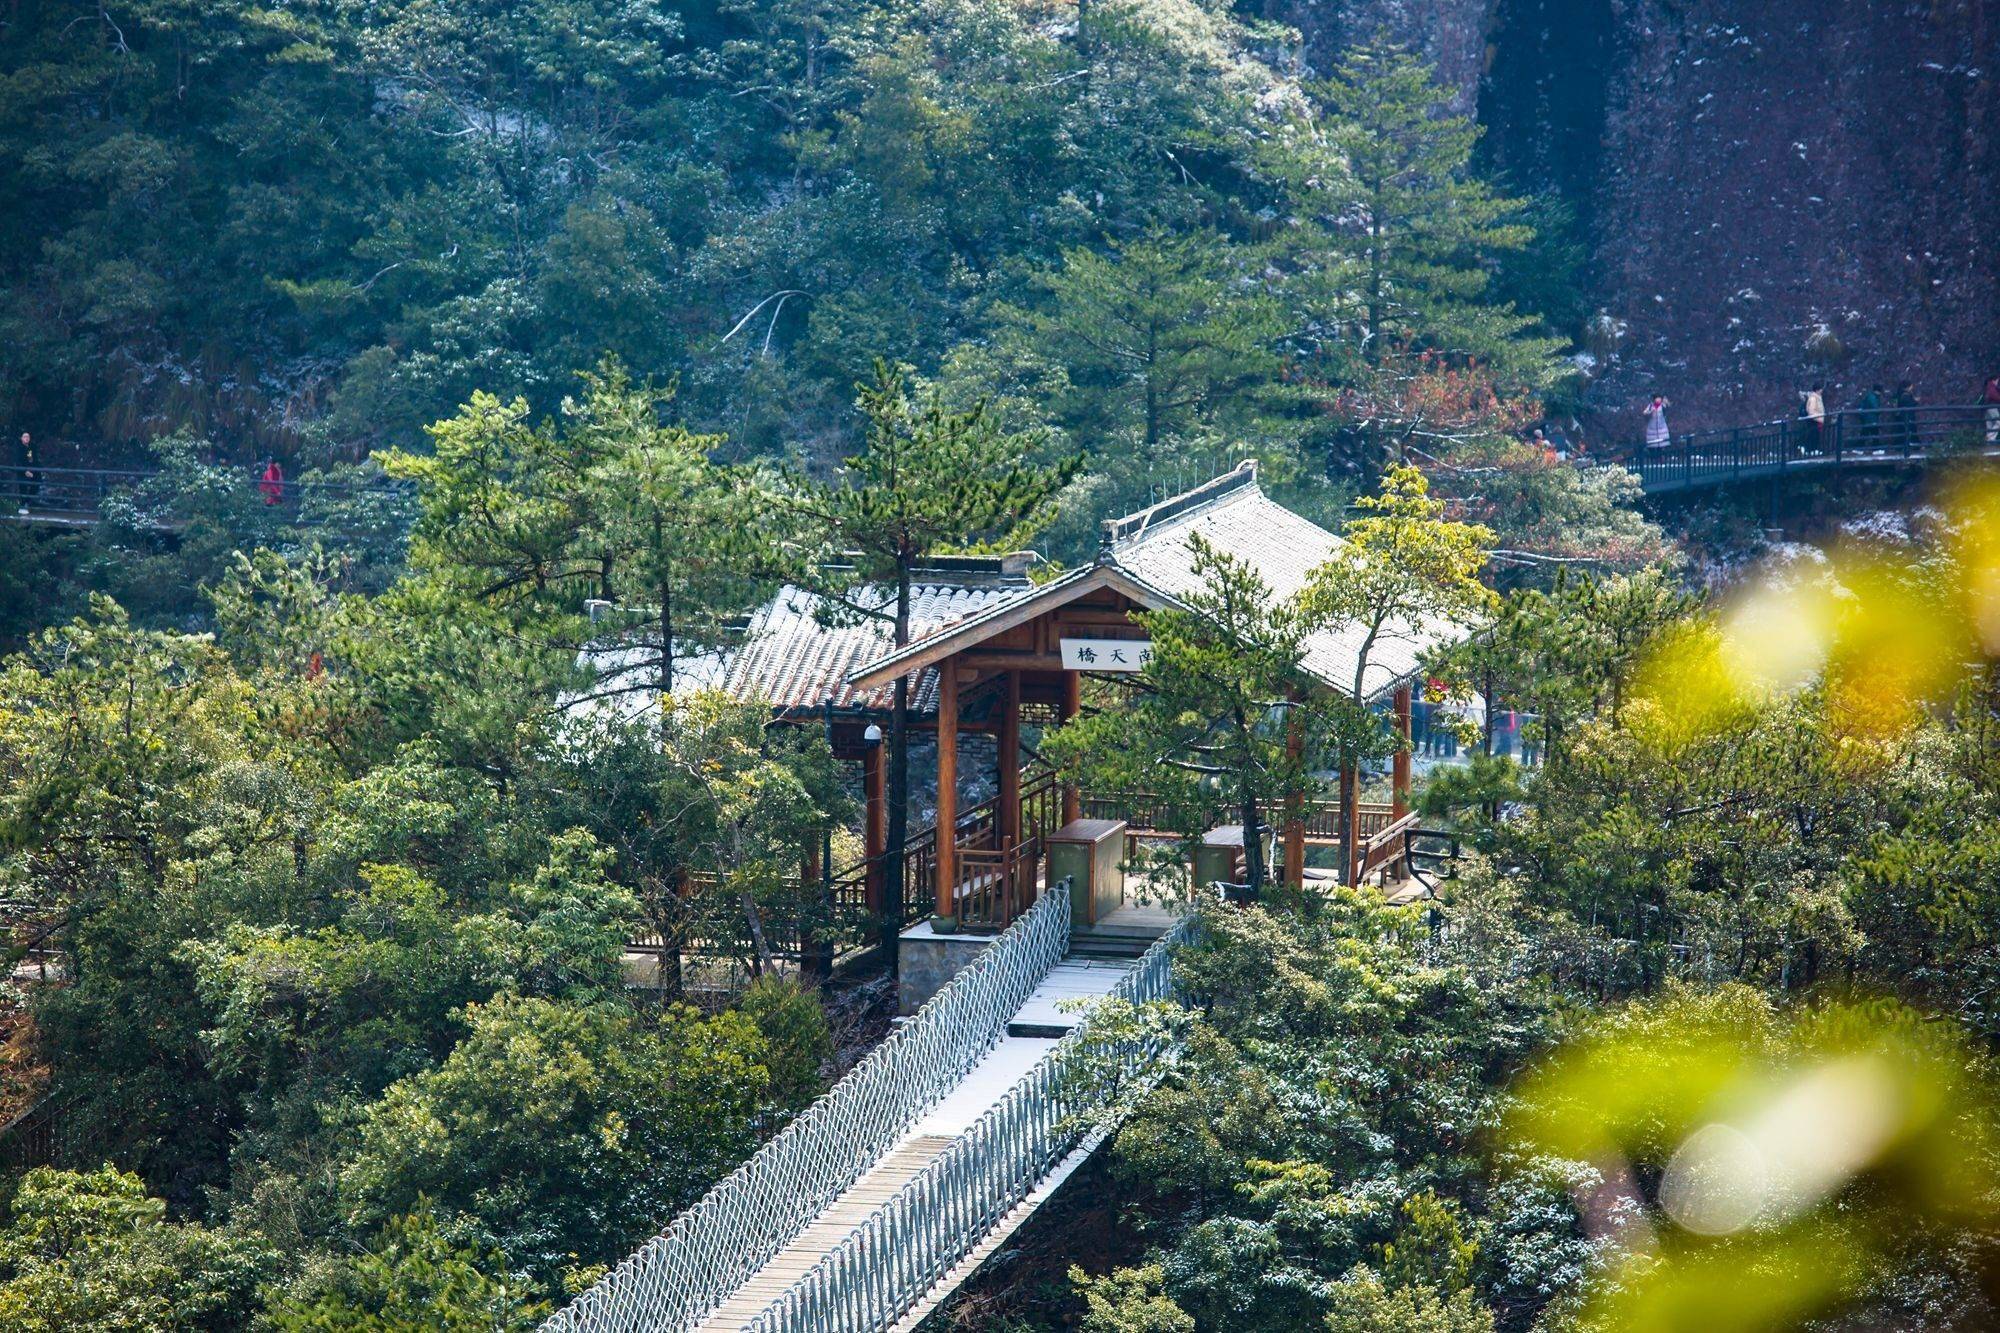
1268;0;2000;436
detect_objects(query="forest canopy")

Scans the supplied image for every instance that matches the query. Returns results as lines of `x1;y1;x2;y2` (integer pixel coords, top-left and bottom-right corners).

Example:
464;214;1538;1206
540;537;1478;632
0;4;1994;1333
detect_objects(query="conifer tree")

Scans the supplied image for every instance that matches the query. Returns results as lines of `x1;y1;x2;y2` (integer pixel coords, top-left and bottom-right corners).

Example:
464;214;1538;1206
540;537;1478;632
1305;464;1495;881
381;360;783;713
990;231;1289;464
1041;536;1334;901
787;360;1078;958
1269;45;1565;467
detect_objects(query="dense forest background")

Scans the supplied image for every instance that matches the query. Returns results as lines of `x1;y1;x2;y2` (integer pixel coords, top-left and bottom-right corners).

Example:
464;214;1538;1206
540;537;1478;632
0;0;1582;470
0;3;1995;1332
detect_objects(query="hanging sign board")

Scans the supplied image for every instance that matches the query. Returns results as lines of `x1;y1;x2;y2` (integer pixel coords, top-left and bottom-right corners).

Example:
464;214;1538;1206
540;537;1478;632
1060;638;1152;672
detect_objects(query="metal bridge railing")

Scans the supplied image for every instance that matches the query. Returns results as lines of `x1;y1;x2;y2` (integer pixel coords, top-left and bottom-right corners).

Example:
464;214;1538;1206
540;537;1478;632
543;881;1074;1333
745;909;1200;1333
0;462;404;524
1632;402;1996;494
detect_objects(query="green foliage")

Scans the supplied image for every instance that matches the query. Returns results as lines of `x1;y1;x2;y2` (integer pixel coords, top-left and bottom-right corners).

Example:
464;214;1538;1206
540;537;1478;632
736;976;834;1116
1305;464;1496;703
381;359;785;706
340;995;772;1282
792;360;1078;588
0;1166;273;1332
1089;897;1572;1329
1378;1191;1479;1296
961;230;1293;519
266;1207;547;1332
1324;1271;1495;1333
1042;533;1328;897
1072;1263;1195;1333
1273;45;1555;380
1264;45;1567;473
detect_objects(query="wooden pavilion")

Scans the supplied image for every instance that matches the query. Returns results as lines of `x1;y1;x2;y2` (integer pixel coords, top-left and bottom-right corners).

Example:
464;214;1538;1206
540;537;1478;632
600;462;1476;968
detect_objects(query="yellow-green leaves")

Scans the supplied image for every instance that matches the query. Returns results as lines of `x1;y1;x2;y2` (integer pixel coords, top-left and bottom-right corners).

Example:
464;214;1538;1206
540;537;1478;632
1505;989;2000;1333
1631;469;2000;753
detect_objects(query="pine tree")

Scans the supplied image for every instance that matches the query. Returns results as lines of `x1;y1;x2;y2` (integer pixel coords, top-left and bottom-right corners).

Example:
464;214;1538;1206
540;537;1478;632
1304;464;1495;881
982;230;1292;486
1268;45;1566;467
380;360;785;716
786;360;1079;958
1041;535;1332;901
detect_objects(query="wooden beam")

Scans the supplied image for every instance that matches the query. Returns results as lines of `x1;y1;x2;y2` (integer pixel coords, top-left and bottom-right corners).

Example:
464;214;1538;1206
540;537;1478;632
1061;670;1082;825
999;669;1021;849
863;740;886;913
1341;765;1360;886
935;656;959;921
846;566;1176;693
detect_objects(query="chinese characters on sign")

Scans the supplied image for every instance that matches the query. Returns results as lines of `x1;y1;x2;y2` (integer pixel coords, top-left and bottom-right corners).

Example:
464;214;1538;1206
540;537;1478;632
1058;638;1153;672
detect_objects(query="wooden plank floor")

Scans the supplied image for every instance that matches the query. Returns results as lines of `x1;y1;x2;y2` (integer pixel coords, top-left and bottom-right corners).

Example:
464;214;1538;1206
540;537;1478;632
1007;958;1134;1035
689;939;1160;1331
693;1135;955;1331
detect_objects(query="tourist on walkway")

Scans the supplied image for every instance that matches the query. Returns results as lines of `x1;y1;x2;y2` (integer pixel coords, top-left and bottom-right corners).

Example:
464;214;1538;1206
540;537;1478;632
1894;381;1920;449
1983;375;1999;445
15;432;37;515
1800;383;1827;454
259;458;285;505
1644;395;1671;449
1856;384;1883;447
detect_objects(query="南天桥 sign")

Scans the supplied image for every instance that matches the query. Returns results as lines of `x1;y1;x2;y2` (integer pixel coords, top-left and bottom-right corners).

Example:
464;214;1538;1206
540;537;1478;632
1059;638;1152;672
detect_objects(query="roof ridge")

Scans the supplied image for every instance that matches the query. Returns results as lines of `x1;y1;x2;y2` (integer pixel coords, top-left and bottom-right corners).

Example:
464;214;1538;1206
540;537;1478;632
1097;461;1259;557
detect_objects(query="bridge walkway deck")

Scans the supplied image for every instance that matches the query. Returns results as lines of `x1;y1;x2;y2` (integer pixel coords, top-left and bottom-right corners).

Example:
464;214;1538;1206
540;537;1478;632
692;947;1150;1332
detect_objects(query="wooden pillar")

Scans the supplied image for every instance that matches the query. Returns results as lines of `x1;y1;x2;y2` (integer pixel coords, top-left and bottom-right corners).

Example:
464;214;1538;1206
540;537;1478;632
1283;700;1305;889
934;658;959;921
999;670;1021;847
863;740;886;913
1392;685;1413;819
1060;669;1082;825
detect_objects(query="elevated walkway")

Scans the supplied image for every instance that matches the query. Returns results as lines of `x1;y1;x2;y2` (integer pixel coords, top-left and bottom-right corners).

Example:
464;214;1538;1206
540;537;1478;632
1629;402;1998;494
547;885;1193;1333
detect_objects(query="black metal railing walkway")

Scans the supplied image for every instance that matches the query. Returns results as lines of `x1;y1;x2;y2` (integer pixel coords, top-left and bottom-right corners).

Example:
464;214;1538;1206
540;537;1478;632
1630;402;1998;494
0;462;398;526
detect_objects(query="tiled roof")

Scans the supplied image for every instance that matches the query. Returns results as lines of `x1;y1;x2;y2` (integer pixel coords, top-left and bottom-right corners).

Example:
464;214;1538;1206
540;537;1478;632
844;463;1475;701
1104;467;1462;699
587;464;1476;718
581;581;1017;721
694;583;1014;712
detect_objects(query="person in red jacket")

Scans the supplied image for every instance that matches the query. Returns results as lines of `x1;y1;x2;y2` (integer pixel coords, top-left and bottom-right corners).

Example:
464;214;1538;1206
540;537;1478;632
259;458;285;505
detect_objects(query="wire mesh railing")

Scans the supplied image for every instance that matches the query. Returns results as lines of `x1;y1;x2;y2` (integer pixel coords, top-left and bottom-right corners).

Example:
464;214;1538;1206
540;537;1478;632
542;880;1075;1333
744;909;1200;1333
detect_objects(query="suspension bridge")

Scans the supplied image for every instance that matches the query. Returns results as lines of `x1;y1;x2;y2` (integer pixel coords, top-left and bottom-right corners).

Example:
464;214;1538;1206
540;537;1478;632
0;462;398;527
549;883;1196;1333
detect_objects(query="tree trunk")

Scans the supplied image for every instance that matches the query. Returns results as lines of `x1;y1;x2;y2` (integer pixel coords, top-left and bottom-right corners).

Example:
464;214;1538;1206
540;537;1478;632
740;887;776;977
1234;709;1264;900
657;527;674;707
1239;782;1264;903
